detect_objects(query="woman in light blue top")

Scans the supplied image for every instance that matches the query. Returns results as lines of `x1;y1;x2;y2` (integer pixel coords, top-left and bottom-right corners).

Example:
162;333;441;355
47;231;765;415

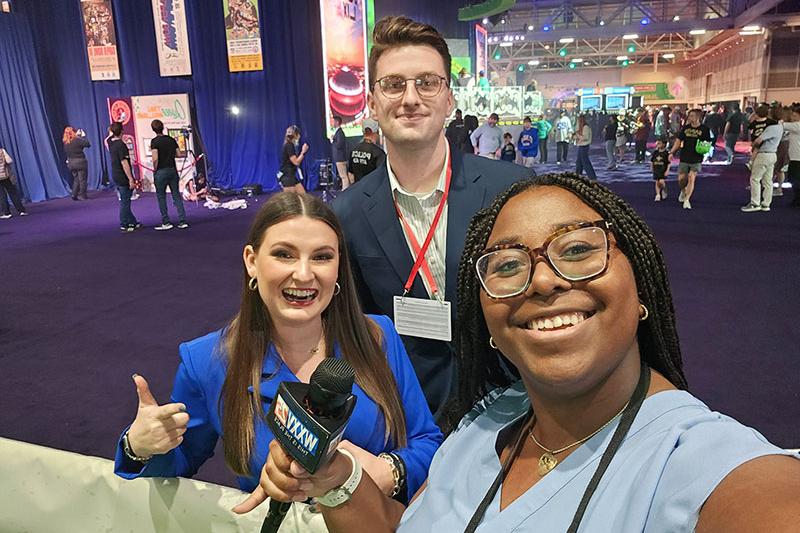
251;174;800;532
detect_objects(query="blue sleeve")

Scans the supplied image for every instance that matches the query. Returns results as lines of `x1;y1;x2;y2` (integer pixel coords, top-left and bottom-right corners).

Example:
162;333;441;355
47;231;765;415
373;315;443;503
517;131;524;150
114;342;220;480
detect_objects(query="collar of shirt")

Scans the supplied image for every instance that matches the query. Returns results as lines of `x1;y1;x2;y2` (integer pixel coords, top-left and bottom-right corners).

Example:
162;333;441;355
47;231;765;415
387;148;448;202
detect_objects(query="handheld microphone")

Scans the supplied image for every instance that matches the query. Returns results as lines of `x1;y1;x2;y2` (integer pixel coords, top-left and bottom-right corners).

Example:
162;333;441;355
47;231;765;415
261;357;358;533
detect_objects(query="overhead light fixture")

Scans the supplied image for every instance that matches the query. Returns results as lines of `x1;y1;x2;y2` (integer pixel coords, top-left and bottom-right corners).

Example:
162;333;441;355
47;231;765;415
518;64;525;71
571;58;584;63
528;60;540;65
568;63;576;69
544;44;550;50
482;18;489;25
742;25;760;31
616;55;629;61
739;30;762;35
641;18;650;25
543;24;551;32
500;18;506;24
662;53;675;59
623;34;639;40
521;36;526;41
527;24;534;31
559;48;568;57
627;44;636;53
599;20;605;26
494;52;501;60
230;105;241;116
673;15;680;21
689;29;706;35
500;42;513;47
559;37;575;43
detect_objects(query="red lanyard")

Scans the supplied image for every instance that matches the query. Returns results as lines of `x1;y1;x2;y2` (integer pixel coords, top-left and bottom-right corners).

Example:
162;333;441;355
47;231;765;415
394;146;452;297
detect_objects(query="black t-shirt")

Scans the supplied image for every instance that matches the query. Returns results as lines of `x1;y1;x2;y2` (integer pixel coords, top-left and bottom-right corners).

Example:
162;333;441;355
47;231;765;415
726;112;745;135
677;123;712;163
603;121;617;141
108;139;131;186
650;149;670;178
150;134;179;170
748;118;778;142
500;142;516;162
280;141;297;179
346;141;386;182
64;137;90;161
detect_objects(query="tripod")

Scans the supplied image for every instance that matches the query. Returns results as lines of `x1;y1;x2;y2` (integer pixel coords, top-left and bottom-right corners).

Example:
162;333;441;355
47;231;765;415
317;158;337;203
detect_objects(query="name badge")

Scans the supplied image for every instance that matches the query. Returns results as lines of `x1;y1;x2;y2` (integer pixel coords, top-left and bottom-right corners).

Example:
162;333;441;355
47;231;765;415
393;296;452;342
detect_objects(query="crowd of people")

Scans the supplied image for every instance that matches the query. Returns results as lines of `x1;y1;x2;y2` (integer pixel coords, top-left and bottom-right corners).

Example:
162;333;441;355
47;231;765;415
111;15;797;533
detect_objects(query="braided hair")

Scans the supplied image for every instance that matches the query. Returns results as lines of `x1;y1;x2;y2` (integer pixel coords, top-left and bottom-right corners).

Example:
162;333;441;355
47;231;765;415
443;172;687;433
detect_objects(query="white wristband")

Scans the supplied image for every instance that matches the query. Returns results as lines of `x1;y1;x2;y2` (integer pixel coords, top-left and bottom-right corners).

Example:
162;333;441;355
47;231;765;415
316;449;362;508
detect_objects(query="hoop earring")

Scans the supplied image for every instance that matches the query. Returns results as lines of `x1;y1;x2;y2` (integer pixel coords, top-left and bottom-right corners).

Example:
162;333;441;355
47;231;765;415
489;336;498;349
248;277;258;291
639;303;649;321
333;282;341;295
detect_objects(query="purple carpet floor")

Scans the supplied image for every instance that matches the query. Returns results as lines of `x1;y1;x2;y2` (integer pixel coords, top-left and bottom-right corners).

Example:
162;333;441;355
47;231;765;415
1;147;797;488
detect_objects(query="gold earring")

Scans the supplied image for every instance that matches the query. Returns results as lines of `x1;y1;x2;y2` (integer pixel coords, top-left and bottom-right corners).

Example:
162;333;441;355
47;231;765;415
248;277;258;291
639;303;649;321
333;282;341;295
489;336;498;349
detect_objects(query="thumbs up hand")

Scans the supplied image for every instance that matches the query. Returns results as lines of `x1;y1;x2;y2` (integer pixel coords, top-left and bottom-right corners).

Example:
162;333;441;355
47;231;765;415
126;374;190;459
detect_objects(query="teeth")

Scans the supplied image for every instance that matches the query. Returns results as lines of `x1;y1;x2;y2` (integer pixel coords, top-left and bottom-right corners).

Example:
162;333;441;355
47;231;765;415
284;289;316;298
527;312;588;331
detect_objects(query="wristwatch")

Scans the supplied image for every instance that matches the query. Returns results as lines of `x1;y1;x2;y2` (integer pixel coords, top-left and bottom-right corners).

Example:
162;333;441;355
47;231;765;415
122;431;152;463
316;449;362;508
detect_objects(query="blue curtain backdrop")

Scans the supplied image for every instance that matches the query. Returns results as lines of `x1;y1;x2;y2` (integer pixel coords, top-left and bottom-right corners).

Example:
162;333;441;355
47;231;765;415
0;12;69;201
7;0;471;198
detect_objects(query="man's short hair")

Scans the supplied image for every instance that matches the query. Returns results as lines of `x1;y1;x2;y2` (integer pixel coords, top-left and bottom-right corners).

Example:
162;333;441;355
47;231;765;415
363;127;373;135
489;113;499;121
503;132;512;138
455;109;462;115
688;108;703;118
523;116;532;123
333;115;343;124
755;104;770;118
109;122;123;137
151;119;164;134
368;16;451;90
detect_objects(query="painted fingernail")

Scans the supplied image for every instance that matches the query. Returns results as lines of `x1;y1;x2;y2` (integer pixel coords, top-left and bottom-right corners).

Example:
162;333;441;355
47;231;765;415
178;404;187;412
132;373;139;379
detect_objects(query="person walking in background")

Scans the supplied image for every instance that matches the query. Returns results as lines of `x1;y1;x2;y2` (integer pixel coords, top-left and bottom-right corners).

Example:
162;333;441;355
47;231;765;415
107;122;140;232
669;106;683;140
63;126;90;201
555;110;573;164
654;105;669;140
445;109;470;153
670;108;712;210
347;127;386;183
462;114;478;154
150;119;188;230
500;132;516;162
331;115;350;190
634;109;651;163
724;103;745;165
535;113;552;163
0;143;27;219
603;115;618;170
651;137;670;201
615;112;629;164
517;116;538;168
279;125;308;194
574;113;597;179
470;113;503;159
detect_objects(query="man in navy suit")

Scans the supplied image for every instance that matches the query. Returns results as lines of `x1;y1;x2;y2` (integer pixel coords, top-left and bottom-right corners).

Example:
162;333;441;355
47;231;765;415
333;16;533;419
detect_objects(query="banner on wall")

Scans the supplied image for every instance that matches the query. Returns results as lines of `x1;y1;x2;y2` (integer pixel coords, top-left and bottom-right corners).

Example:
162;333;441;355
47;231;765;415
107;97;141;183
151;0;192;77
222;0;263;72
626;82;675;100
80;0;121;81
475;24;488;77
129;94;196;191
320;0;369;138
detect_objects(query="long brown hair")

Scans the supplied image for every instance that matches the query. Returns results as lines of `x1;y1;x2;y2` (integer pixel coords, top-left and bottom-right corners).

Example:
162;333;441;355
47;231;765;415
62;127;77;145
221;192;407;474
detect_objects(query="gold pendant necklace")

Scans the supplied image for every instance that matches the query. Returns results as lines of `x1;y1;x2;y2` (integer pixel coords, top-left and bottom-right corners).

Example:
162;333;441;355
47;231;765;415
530;401;629;476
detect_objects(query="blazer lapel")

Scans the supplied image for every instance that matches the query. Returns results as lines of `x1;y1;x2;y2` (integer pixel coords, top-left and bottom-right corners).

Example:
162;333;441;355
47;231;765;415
445;150;487;305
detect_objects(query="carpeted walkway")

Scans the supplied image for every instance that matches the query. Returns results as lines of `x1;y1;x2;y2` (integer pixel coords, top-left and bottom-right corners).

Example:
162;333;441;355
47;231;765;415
1;147;797;488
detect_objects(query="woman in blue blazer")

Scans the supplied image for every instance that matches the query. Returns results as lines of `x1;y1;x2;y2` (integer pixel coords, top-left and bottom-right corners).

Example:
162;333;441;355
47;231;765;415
114;192;443;504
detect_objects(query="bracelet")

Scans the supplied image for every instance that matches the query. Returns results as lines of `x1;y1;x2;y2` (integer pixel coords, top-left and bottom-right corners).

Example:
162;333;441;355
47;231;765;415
378;452;402;497
122;431;152;463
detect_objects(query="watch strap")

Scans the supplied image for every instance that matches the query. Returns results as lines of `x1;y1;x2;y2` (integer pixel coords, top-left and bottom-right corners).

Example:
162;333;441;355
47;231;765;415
316;449;362;508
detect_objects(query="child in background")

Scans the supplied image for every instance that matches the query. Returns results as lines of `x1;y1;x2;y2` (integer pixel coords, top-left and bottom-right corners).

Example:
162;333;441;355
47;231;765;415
501;132;517;162
651;138;670;201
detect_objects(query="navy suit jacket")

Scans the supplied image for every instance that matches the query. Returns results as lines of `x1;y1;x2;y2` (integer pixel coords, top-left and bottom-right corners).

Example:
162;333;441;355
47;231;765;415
332;144;534;417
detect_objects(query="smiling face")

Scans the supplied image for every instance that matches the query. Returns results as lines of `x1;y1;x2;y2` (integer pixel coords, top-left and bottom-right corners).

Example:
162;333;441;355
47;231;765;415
367;45;454;150
243;216;339;328
479;186;641;397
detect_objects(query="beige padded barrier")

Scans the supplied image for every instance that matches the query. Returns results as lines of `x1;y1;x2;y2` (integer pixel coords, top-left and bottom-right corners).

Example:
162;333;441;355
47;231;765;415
0;437;329;533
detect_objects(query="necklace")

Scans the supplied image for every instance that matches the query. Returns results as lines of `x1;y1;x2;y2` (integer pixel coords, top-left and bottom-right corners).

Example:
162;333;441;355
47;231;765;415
530;401;630;476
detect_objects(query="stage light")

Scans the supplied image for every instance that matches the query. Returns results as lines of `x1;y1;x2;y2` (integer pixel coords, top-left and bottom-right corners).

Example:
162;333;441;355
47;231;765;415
230;105;241;116
616;55;629;61
641;18;649;25
500;42;513;47
739;30;762;35
623;34;638;40
482;18;489;25
742;25;760;31
528;59;540;66
559;48;567;57
662;53;675;59
527;24;534;31
500;18;506;24
518;64;525;71
622;60;629;66
543;24;551;32
599;20;605;26
627;44;636;53
494;52;501;60
559;37;574;43
520;36;526;41
544;44;550;50
571;58;583;63
673;15;680;21
689;29;706;35
568;63;576;69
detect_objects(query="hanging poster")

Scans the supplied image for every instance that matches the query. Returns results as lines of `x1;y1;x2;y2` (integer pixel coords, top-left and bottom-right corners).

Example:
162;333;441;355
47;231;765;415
475;24;488;78
320;0;369;137
107;97;141;185
80;0;121;81
222;0;263;72
151;0;192;77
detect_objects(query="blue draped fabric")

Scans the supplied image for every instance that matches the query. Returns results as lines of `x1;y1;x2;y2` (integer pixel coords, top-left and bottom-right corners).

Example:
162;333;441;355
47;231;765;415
0;12;69;201
7;0;471;197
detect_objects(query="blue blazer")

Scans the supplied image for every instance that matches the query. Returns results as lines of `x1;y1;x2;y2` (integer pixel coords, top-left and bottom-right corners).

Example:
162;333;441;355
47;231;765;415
114;315;443;502
332;144;534;417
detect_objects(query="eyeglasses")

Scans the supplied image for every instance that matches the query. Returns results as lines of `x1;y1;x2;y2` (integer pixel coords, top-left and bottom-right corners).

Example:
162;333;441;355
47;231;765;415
373;74;449;99
475;220;613;299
